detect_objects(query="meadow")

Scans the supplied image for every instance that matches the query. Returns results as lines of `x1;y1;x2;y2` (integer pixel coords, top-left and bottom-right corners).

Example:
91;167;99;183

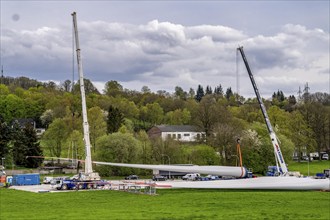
1;187;330;220
1;160;329;220
288;160;330;176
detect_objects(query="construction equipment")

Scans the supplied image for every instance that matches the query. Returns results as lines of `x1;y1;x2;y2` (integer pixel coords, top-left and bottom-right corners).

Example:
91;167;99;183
72;12;100;181
237;46;288;175
236;138;243;167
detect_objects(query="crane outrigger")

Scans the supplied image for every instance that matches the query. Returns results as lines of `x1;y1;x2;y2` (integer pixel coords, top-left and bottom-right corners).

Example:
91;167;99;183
237;46;288;175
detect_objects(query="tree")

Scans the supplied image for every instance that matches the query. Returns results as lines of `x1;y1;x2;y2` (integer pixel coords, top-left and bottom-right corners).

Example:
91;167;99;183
192;95;219;138
40;109;54;128
88;106;107;152
95;133;142;176
43;81;58;90
65;130;84;161
73;78;100;95
211;123;238;165
0;84;10;95
188;88;195;99
10;122;43;168
150;137;182;165
302;103;330;159
267;105;290;133
141;86;151;94
195;85;204;102
107;106;124;134
144;102;164;125
185;144;218;165
61;80;72;92
111;97;139;119
164;108;191;125
136;130;152;164
21;124;43;168
225;87;234;100
214;84;224;97
0;94;25;122
41;118;69;158
174;86;187;100
240;127;273;174
104;80;123;97
288;111;315;162
205;86;212;95
0;115;11;158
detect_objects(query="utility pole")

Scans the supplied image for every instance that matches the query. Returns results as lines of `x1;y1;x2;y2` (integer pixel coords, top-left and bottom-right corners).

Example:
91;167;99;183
297;86;302;102
303;82;310;103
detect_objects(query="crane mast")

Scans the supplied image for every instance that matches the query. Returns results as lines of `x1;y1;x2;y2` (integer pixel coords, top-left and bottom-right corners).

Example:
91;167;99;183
237;46;288;175
72;12;100;180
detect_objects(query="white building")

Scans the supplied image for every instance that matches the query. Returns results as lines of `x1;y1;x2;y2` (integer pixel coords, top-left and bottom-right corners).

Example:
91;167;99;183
147;125;205;142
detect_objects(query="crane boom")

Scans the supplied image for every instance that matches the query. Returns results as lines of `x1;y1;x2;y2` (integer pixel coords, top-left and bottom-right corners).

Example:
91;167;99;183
237;46;288;175
72;12;99;180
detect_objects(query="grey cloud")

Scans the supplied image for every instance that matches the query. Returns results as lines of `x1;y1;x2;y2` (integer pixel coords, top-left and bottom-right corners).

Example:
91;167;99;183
186;25;247;42
1;20;329;97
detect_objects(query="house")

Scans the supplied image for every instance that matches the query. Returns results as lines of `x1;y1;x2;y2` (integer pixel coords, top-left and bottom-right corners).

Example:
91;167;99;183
12;118;45;137
13;118;36;129
147;125;205;142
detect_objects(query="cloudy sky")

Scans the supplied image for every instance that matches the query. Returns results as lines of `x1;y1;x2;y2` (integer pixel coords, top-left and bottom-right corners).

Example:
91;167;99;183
1;1;329;97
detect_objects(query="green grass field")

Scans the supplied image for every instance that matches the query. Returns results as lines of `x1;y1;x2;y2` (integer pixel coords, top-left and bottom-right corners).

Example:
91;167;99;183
288;160;330;176
0;188;329;220
1;161;329;220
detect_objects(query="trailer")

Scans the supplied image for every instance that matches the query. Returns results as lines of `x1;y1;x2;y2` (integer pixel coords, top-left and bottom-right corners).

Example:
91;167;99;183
55;178;110;190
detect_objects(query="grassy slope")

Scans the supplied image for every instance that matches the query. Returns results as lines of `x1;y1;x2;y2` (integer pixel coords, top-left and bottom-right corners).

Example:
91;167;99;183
1;188;329;220
288;160;330;176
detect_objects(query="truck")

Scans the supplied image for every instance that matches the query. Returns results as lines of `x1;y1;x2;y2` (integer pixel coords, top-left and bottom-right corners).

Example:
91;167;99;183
266;166;282;176
56;179;96;190
55;174;109;190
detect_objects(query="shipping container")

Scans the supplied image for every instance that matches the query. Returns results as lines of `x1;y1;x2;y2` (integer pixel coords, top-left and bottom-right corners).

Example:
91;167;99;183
12;174;40;185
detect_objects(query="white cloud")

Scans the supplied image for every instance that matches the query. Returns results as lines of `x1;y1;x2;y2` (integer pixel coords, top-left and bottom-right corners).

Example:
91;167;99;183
1;20;329;97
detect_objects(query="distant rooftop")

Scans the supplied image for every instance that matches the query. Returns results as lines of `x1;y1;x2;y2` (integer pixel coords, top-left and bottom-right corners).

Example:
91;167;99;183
155;125;201;132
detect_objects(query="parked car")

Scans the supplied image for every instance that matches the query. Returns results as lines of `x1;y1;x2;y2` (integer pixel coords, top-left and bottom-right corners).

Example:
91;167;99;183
206;175;220;180
182;173;200;181
301;156;313;161
152;175;167;181
43;176;54;184
125;175;139;180
322;154;329;160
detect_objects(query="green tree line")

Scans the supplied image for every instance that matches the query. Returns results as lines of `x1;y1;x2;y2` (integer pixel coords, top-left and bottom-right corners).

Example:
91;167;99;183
0;77;329;175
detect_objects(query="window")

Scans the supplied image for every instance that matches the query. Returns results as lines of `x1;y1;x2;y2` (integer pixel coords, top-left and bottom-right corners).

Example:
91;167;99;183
178;134;181;139
172;134;176;138
184;133;190;137
167;134;171;139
